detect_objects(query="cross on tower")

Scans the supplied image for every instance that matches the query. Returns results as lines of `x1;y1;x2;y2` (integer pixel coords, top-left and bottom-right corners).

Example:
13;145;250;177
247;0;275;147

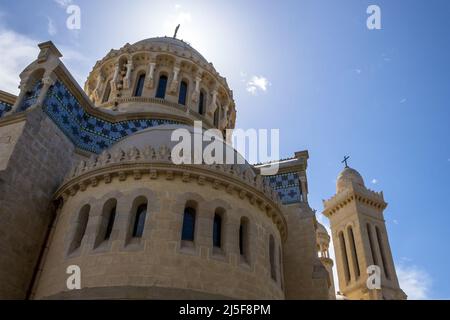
342;155;350;168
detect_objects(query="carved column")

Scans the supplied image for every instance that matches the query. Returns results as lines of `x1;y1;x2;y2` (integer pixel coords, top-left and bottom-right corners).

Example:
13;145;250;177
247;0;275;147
219;102;229;129
122;60;134;90
93;73;104;103
169;65;180;94
191;74;202;104
34;74;57;109
208;87;218;116
144;62;156;89
299;175;308;203
110;62;120;92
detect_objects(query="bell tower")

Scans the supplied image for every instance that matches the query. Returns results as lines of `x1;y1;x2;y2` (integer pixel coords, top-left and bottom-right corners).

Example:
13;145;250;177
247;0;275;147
322;163;406;300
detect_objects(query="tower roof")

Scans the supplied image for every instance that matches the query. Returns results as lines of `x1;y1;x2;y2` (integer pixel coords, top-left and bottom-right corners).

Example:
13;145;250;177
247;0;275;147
336;167;365;193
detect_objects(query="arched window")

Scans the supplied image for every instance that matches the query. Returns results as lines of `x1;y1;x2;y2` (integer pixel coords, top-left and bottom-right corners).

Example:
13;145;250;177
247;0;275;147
376;226;391;279
213;107;220;127
339;231;351;283
132;204;147;238
239;217;249;261
134;74;146;97
367;223;378;266
279;246;284;289
156;75;168;99
269;235;276;281
213;213;222;248
348;226;361;279
104;206;116;240
178;81;188;105
198;90;205;115
181;207;196;241
69;204;90;253
102;81;111;103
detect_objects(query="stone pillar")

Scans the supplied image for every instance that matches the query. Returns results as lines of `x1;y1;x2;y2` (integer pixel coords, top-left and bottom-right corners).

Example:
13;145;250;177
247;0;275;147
145;62;156;89
33;75;56;109
169;66;180;94
93;73;104;103
122;60;134;90
191;75;202;104
110;63;120;92
299;176;308;203
208;88;218;117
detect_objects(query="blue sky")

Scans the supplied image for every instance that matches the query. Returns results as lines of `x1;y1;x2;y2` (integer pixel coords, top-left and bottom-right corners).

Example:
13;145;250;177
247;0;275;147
0;0;449;299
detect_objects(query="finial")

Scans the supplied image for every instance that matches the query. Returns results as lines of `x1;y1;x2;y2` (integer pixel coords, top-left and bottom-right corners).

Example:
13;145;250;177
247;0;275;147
173;24;180;39
342;155;350;168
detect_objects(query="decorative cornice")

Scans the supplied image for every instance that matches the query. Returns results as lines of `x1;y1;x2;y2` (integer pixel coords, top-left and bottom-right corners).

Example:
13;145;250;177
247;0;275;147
322;183;387;218
0;90;17;105
56;144;288;241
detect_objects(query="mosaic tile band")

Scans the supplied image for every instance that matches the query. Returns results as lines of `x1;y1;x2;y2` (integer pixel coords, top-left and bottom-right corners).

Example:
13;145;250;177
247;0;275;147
265;172;302;204
41;80;180;153
0;80;301;204
0;101;12;118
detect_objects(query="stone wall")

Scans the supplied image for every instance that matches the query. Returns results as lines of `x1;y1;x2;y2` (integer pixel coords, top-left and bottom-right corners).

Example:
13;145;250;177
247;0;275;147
0;108;77;299
282;203;330;299
34;176;285;300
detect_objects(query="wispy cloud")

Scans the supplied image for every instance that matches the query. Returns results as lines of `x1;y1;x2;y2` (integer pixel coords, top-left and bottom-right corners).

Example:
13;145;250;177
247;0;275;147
163;4;192;35
0;28;39;94
0;24;88;93
400;98;407;104
47;17;57;36
246;75;270;95
397;263;432;300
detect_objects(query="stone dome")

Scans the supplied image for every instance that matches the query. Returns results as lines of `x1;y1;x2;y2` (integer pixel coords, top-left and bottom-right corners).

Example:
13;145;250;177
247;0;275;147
336;167;365;193
132;37;209;64
84;36;236;133
316;222;328;237
316;222;330;246
108;123;250;170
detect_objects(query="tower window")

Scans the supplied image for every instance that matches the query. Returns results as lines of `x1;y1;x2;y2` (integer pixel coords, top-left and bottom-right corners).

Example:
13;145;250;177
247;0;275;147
348;226;361;278
367;223;378;266
239;217;249;262
181;207;196;241
134;74;146;97
376;226;391;279
178;81;188;105
132;204;147;238
213;212;222;248
102;82;111;103
104;206;116;240
156;75;168;99
69;204;90;253
269;235;277;281
198;90;205;115
279;246;284;289
339;231;351;284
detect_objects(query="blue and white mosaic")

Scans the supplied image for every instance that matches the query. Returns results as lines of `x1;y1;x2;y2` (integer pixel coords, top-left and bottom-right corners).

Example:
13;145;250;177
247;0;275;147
265;172;301;205
0;101;12;118
40;80;180;153
19;81;42;112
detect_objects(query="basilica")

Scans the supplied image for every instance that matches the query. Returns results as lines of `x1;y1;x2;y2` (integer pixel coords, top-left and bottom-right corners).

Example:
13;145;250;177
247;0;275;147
0;36;406;300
